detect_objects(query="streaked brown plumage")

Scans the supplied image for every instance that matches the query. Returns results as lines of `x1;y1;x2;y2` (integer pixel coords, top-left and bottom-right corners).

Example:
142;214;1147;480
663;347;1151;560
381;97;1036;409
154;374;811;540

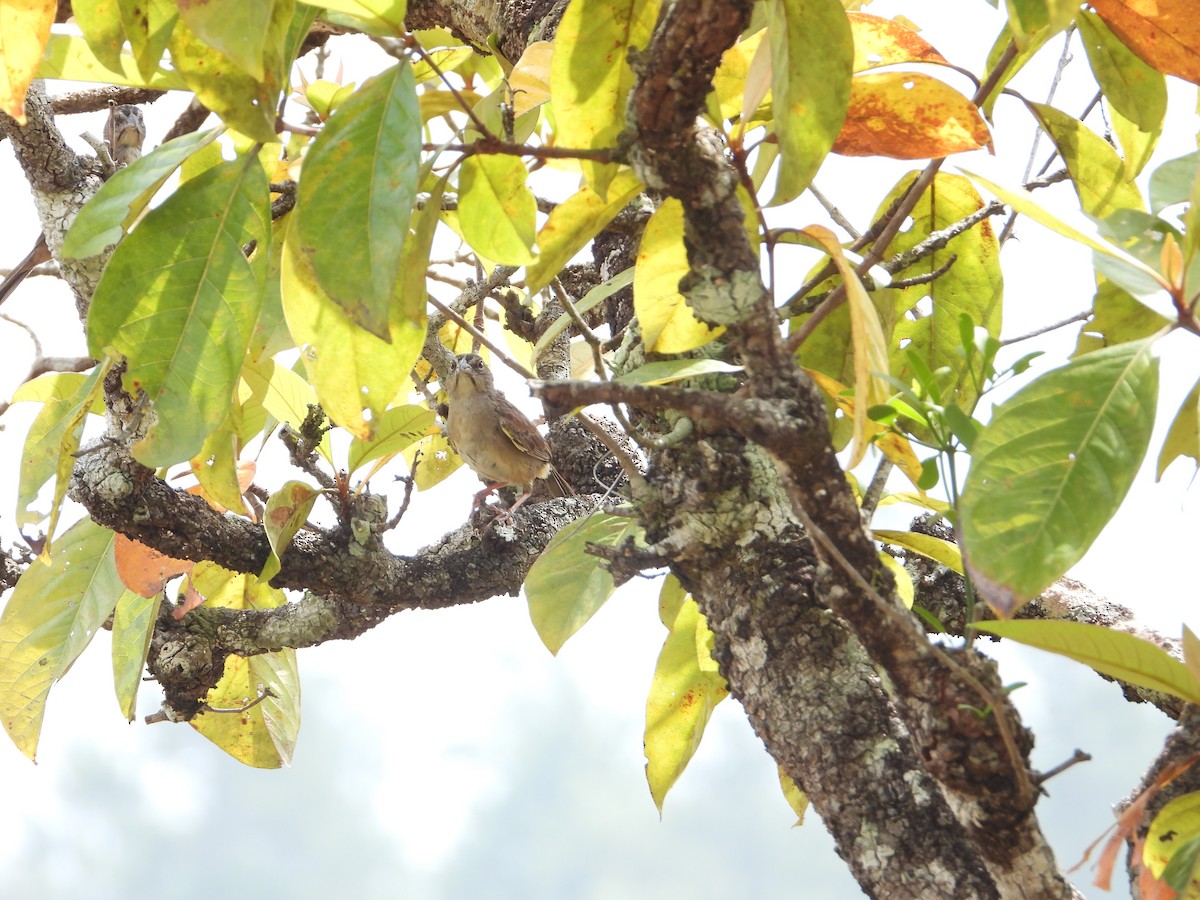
444;353;570;515
104;103;146;167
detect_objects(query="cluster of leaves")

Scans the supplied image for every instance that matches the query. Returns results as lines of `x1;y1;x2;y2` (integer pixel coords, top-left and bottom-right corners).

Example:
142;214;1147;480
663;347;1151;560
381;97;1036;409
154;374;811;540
0;0;1200;888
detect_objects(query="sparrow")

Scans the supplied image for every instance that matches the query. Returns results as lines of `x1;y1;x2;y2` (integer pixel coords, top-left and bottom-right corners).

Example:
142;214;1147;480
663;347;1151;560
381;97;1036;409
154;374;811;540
104;103;146;167
444;353;571;516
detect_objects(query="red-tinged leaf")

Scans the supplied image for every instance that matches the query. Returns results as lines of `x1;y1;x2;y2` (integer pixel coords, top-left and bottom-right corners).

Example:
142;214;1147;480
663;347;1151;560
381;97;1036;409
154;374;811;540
847;13;949;72
835;72;992;158
1091;0;1200;86
261;480;321;582
114;533;192;597
172;581;207;620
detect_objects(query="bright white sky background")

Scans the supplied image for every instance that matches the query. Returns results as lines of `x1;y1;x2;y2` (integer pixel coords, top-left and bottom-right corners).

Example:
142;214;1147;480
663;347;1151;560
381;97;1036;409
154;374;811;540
0;2;1196;897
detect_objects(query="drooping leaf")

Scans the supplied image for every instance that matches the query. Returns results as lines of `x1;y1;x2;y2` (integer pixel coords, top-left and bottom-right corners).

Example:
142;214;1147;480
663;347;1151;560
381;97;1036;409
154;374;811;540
71;0;126;70
15;363;106;531
261;481;321;582
1157;375;1200;479
526;172;643;294
87;156;270;467
798;225;888;468
834;72;991;159
549;0;661;194
0;0;55;122
175;0;282;80
281;217;424;438
960;338;1159;613
114;533;192;597
187;564;299;767
119;0;178;80
877;551;914;608
166;9;287;142
1077;10;1166;179
1030;102;1145;219
1150;150;1200;214
63;127;223;259
847;12;949;72
765;0;853;204
294;63;421;339
347;405;437;473
1004;0;1078;49
1074;279;1171;356
645;594;728;812
457;153;537;265
526;513;644;655
0;519;121;760
111;589;161;721
634;199;726;353
1090;0;1200;86
777;767;809;826
975;620;1200;704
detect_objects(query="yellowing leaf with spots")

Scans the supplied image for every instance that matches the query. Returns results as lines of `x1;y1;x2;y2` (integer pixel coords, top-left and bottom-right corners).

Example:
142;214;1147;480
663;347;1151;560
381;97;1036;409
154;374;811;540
0;0;55;121
634;199;725;353
260;480;321;582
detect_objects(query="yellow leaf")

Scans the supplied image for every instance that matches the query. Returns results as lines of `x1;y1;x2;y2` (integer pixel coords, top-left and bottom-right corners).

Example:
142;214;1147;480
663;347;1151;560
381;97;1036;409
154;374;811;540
550;0;661;194
834;72;992;159
458;154;537;265
847;12;949;72
634;199;725;353
0;0;55;122
508;40;553;116
798;226;888;467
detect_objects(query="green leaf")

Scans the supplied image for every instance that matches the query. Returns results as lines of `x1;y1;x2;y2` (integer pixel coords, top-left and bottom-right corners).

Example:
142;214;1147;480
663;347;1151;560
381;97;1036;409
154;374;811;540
187;565;300;767
63;127;223;259
294;64;421;339
261;481;322;582
347;405;437;473
526;172;644;295
239;358;332;462
0;519;121;761
526;513;644;654
980;23;1053;118
111;589;161;722
1004;0;1077;48
120;0;178;81
87;156;270;467
615;359;743;386
298;0;407;36
1150;151;1200;214
975;620;1200;704
1074;280;1171;356
1145;793;1200;885
72;0;128;70
1029;103;1146;220
15;364;106;531
886;172;1004;411
457;154;537;265
961;168;1167;297
549;0;661;194
874;529;963;575
36;33;186;90
167;10;286;142
1157;376;1200;479
645;596;728;812
1076;10;1165;179
960;338;1159;613
281;217;424;439
534;268;635;359
634;199;725;353
765;0;852;204
175;0;282;80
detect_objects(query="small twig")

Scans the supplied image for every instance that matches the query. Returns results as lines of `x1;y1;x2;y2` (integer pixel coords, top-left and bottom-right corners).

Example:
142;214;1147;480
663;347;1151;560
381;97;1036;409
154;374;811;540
1001;310;1090;346
383;464;419;531
421;140;617;164
861;457;894;519
882;203;1005;275
808;183;861;240
1035;749;1092;785
427;294;535;379
199;686;277;715
888;257;956;291
270;180;297;219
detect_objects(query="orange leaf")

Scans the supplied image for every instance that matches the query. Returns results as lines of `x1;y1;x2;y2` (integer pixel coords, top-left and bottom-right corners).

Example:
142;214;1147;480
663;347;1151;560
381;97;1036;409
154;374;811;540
1091;0;1200;86
834;72;992;159
0;0;55;122
114;533;193;598
847;13;949;72
172;581;207;620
